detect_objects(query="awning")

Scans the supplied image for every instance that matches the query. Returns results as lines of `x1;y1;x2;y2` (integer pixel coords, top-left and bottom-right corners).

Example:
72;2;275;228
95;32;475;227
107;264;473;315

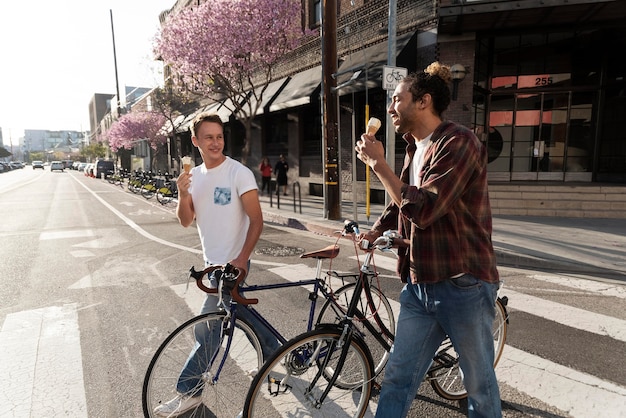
247;77;290;116
268;66;322;112
177;102;217;132
333;31;416;96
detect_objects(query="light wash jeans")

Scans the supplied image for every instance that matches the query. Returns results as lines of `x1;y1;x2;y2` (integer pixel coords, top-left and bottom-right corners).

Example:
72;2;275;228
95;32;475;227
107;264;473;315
375;274;502;418
176;267;281;395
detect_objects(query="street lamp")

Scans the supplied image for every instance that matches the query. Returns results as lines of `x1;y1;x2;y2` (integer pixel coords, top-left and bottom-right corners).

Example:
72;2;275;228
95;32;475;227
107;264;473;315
450;64;468;100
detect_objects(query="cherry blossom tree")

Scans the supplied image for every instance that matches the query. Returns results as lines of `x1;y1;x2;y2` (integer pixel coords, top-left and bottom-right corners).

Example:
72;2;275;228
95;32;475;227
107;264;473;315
154;0;310;163
106;111;167;170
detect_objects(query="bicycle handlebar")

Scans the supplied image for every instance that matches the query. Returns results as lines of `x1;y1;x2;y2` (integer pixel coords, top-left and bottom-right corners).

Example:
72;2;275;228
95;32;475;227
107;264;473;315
188;264;258;305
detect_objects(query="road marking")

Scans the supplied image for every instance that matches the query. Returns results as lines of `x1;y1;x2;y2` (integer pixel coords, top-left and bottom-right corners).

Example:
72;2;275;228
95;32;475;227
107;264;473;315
40;229;94;240
498;345;626;417
0;304;87;417
505;289;626;342
73;178;202;255
529;273;626;299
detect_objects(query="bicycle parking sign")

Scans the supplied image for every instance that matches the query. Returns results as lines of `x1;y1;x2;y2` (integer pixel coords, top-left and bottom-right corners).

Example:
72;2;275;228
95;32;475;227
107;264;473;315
383;65;408;91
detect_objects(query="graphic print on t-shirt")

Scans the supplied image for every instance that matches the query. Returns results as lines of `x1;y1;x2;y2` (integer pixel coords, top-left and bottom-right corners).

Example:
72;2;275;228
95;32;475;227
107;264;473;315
214;187;231;205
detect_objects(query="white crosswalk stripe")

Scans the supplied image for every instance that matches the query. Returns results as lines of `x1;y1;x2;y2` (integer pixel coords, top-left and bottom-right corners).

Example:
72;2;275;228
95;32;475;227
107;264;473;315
0;304;87;417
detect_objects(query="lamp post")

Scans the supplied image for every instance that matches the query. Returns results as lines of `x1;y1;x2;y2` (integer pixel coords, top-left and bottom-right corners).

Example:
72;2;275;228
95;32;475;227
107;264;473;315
450;64;468;100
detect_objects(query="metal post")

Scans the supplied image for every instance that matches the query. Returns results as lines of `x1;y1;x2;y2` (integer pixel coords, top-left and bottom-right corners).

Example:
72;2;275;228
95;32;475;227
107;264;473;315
385;0;398;206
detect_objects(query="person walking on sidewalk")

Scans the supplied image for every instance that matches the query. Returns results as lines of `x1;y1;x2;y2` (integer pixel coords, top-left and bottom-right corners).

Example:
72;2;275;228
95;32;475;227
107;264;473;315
274;154;289;196
155;113;280;417
258;157;272;195
355;62;501;418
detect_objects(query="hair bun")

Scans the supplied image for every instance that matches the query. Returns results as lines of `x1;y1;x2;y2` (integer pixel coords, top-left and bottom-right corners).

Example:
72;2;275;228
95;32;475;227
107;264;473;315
424;62;452;84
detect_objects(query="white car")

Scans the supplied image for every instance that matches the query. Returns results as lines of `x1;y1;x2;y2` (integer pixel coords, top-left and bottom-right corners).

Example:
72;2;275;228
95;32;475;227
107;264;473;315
50;161;65;172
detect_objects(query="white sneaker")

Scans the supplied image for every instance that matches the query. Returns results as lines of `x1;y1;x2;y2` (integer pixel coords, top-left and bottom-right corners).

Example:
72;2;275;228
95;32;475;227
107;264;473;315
154;394;202;416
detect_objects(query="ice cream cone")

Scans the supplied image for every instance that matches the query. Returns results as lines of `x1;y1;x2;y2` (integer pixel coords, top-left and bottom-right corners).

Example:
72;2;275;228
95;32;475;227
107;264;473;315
181;156;193;173
367;117;382;135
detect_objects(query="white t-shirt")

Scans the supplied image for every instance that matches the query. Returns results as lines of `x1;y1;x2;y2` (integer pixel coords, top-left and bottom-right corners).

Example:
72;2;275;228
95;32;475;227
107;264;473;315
188;157;258;265
409;134;433;187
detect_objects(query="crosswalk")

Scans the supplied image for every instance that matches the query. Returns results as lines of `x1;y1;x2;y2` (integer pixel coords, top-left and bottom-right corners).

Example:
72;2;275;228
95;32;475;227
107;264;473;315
264;259;626;417
1;255;625;417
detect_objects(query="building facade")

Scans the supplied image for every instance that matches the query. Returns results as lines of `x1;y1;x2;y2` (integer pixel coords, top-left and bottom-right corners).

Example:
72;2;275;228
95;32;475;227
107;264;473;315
159;0;625;203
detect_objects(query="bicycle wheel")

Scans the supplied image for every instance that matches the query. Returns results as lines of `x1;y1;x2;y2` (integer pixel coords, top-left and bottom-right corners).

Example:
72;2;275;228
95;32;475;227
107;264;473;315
156;188;173;205
316;281;395;379
142;184;156;199
142;312;263;417
428;297;508;400
243;328;374;418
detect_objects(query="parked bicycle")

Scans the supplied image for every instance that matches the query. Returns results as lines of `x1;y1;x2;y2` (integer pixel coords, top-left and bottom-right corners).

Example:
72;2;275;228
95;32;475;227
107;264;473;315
106;168;128;188
156;172;178;205
141;171;159;199
241;222;508;417
127;170;146;194
142;222;395;417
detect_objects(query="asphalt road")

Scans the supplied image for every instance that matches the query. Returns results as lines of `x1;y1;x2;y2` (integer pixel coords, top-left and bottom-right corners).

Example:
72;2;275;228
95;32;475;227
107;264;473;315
1;167;624;417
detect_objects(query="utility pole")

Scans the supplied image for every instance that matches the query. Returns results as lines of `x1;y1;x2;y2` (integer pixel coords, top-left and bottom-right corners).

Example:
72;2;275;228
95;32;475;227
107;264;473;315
321;0;340;219
110;9;123;117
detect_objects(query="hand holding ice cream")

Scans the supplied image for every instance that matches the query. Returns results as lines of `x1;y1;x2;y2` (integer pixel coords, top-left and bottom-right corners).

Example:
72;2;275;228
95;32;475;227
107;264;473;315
355;117;385;169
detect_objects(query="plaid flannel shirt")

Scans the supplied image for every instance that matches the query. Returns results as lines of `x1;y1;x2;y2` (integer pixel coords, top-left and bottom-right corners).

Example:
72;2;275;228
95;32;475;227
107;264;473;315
371;120;499;284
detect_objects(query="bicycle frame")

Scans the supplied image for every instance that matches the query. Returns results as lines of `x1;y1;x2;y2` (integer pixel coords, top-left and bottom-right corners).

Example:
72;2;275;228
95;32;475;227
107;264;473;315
191;249;393;388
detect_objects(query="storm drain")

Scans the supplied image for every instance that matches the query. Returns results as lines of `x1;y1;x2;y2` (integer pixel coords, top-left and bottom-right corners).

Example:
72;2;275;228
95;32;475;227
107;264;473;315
255;245;305;257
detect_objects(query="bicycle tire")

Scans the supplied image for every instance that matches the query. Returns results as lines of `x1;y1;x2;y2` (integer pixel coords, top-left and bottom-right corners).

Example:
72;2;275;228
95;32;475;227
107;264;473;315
128;180;140;194
142;312;263;417
316;281;394;380
242;328;374;418
141;184;156;199
156;188;173;205
428;297;508;400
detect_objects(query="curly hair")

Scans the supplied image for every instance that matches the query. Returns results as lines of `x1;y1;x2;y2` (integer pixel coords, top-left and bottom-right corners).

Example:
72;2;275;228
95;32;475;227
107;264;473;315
402;62;452;117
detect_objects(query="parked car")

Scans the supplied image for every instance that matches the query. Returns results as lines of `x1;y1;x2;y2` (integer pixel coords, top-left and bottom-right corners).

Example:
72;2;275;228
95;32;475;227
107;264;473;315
10;161;24;169
32;160;44;169
95;160;115;179
78;162;87;172
50;161;65;172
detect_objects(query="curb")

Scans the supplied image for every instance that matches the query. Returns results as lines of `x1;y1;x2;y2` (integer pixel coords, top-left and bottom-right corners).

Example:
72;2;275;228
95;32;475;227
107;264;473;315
262;208;626;279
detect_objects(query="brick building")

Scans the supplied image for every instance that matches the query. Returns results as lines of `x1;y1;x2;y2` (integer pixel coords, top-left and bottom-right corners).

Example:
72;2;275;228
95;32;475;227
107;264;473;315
160;0;626;216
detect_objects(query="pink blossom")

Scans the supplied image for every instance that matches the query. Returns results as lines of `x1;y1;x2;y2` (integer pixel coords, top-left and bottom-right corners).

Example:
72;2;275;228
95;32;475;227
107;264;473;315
106;112;167;152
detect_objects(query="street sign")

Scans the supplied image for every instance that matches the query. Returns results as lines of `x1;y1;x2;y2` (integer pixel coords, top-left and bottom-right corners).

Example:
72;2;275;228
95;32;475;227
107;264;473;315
383;65;408;91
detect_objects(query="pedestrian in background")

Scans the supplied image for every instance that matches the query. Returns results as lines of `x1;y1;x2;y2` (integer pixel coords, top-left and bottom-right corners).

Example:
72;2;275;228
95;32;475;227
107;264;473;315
156;113;280;417
355;62;502;418
274;154;289;196
258;157;272;195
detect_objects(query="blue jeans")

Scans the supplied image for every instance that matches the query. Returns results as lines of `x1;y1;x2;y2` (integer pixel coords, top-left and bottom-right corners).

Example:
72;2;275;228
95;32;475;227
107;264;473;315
176;269;281;395
375;275;502;418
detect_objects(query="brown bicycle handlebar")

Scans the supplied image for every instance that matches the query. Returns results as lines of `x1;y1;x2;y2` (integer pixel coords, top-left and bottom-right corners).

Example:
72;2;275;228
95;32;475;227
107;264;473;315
189;264;258;305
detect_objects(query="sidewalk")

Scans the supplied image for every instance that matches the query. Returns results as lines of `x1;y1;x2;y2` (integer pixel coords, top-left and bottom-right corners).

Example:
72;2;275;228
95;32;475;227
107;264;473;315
259;193;626;281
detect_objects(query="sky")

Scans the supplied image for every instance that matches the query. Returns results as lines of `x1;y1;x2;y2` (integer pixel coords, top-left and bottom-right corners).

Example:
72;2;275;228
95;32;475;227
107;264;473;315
0;0;176;144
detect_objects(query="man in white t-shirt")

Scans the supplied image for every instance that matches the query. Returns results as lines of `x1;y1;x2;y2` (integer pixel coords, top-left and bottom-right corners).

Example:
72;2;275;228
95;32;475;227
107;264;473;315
155;112;279;416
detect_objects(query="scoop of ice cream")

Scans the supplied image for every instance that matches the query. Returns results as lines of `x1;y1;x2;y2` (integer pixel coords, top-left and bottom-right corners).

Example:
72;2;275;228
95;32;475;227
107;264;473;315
181;156;193;173
367;117;382;135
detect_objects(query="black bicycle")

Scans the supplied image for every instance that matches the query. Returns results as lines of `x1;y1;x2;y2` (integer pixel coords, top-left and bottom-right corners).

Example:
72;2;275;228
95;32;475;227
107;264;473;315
242;222;509;417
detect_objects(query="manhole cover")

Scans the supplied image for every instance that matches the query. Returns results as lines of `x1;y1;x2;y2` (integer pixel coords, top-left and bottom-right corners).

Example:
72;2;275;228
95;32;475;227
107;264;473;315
255;245;305;257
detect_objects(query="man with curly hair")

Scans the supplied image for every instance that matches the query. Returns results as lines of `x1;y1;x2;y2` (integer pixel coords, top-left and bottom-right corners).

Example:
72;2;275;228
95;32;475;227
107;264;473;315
356;62;502;418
